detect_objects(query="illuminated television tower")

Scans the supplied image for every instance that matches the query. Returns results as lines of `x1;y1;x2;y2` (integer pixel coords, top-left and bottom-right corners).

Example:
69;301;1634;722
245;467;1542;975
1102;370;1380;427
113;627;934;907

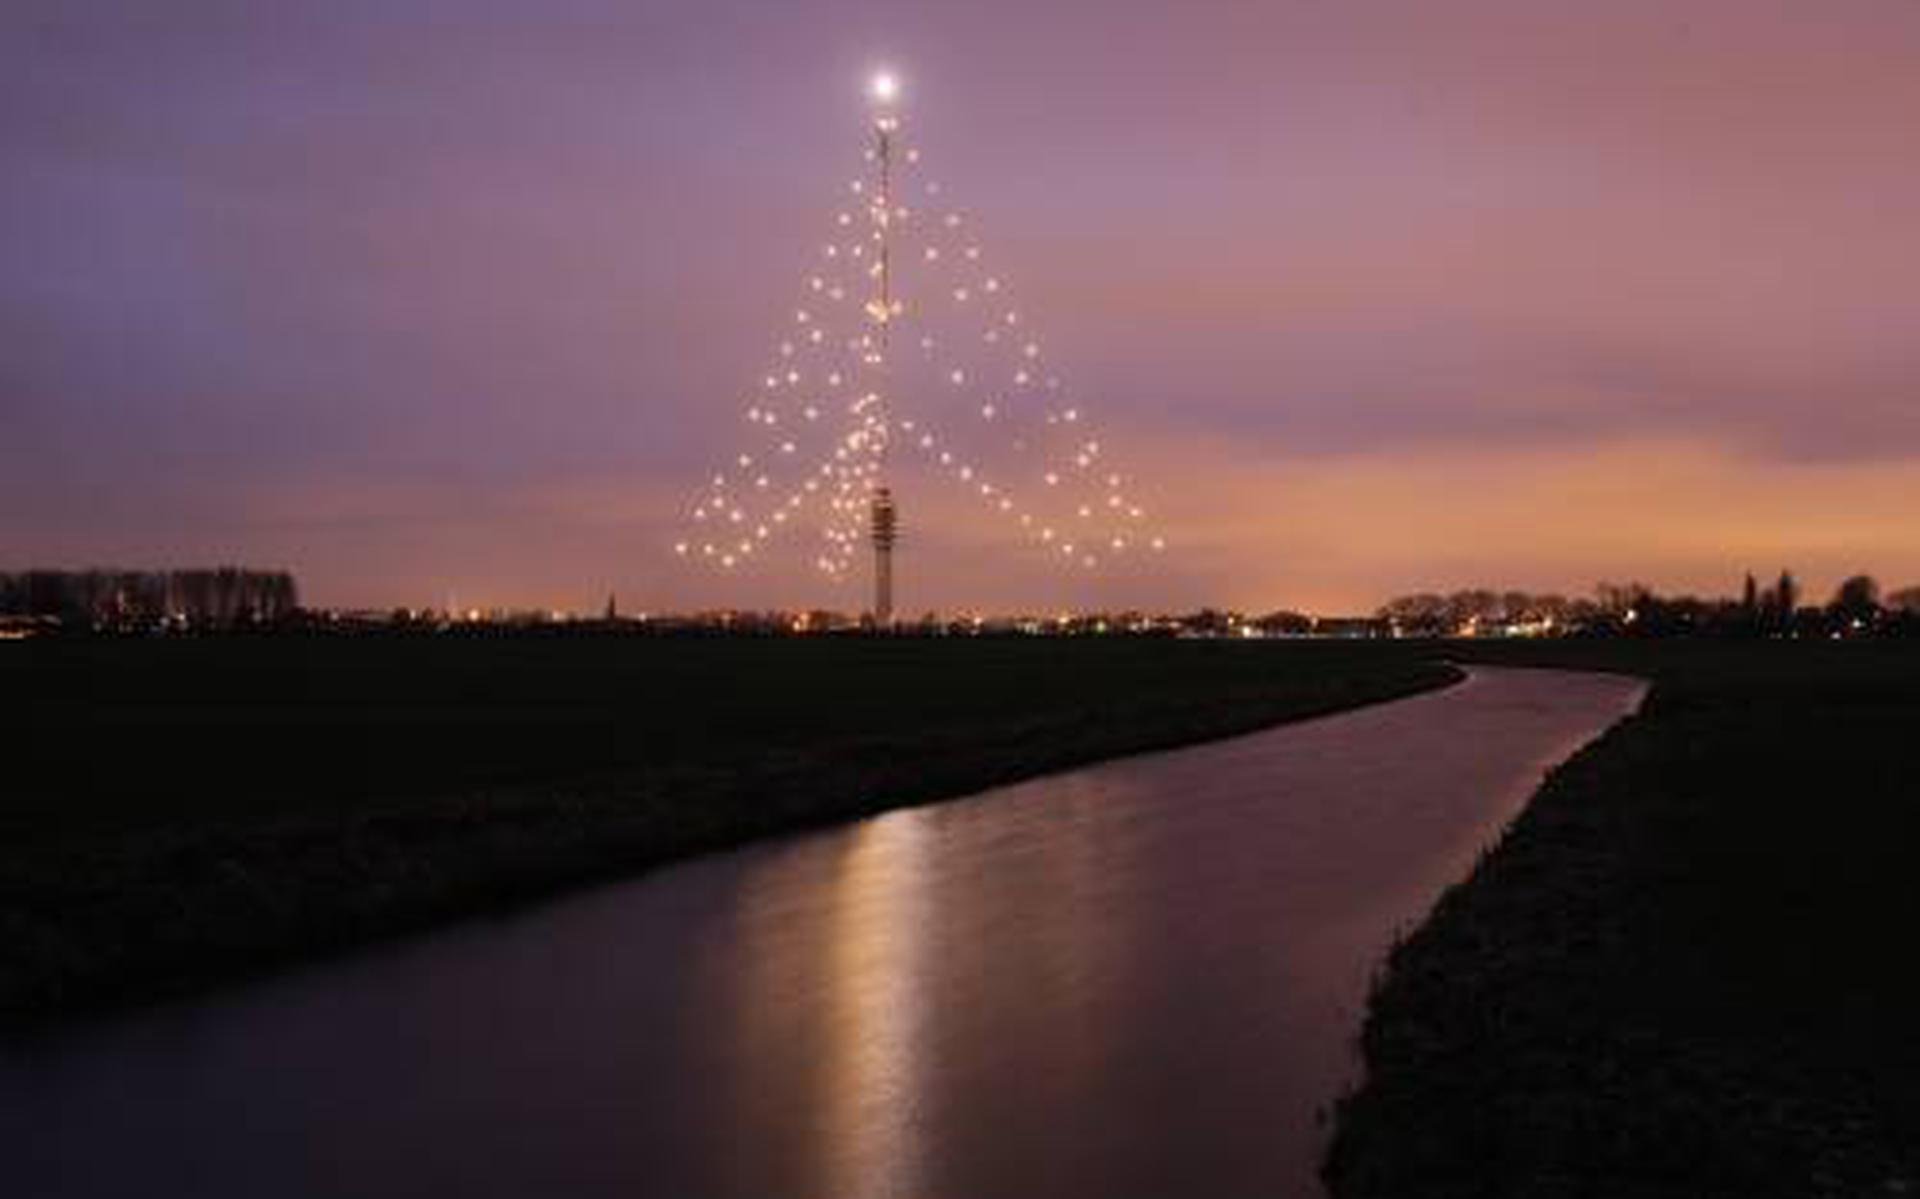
868;70;901;626
673;69;1170;608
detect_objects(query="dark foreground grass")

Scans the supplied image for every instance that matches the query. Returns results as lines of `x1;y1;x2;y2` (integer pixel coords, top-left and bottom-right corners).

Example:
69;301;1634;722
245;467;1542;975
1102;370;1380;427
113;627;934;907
0;634;1453;1032
1326;640;1920;1198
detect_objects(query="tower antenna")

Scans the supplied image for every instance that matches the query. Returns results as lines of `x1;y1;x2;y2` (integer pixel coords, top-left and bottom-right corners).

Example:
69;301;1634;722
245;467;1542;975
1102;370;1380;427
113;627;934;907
868;70;900;627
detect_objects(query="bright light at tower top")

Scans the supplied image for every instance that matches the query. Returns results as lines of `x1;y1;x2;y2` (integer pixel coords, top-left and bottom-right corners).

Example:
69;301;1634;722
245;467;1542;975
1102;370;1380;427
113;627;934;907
869;70;900;105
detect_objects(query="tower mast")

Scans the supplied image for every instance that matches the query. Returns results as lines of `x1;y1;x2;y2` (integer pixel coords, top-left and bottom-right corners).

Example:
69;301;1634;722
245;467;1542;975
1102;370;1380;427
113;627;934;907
868;72;900;627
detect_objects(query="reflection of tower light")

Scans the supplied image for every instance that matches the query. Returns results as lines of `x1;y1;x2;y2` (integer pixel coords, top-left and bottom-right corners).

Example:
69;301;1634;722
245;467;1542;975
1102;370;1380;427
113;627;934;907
824;811;930;1199
870;486;897;626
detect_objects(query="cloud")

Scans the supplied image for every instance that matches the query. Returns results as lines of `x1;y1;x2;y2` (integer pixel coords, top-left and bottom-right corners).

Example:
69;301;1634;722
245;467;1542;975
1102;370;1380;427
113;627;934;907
4;0;1919;610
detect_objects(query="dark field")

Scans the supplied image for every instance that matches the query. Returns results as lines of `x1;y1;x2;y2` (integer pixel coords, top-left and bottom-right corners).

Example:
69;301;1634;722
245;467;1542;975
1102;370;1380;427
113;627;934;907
1326;639;1920;1198
0;634;1454;1030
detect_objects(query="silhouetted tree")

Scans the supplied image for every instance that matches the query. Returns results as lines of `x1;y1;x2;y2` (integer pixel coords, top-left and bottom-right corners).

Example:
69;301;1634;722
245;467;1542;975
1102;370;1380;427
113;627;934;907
1772;570;1800;631
1830;574;1881;630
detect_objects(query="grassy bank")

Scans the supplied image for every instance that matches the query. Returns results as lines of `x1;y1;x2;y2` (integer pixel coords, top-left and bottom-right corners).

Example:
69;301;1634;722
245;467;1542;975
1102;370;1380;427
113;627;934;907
0;635;1453;1032
1326;640;1920;1197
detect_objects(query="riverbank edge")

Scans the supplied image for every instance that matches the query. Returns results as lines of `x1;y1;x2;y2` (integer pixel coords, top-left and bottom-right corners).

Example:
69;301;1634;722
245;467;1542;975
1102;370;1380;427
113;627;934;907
1321;644;1919;1196
4;658;1462;1038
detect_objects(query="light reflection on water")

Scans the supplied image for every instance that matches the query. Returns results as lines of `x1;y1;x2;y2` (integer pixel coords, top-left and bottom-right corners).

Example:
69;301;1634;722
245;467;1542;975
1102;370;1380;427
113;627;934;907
0;667;1643;1199
824;816;930;1199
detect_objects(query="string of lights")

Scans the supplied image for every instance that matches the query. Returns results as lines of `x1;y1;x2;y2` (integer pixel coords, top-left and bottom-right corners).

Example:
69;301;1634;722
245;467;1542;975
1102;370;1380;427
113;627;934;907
674;71;1166;590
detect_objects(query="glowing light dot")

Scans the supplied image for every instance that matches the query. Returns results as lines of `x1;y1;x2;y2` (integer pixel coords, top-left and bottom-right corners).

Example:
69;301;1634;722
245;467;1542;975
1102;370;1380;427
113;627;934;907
950;369;966;385
981;403;996;419
1152;537;1166;551
674;542;688;555
870;72;899;103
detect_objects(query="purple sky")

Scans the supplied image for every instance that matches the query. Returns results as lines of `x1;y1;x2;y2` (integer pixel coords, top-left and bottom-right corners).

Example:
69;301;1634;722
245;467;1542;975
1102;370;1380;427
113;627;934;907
6;0;1919;613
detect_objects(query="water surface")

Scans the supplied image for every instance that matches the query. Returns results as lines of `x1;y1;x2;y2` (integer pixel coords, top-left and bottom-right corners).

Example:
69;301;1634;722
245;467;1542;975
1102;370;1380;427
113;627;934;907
2;666;1644;1198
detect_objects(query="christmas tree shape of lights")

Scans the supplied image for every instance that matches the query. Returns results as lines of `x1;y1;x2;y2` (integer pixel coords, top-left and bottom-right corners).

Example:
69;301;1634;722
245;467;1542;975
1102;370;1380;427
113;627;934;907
675;71;1166;621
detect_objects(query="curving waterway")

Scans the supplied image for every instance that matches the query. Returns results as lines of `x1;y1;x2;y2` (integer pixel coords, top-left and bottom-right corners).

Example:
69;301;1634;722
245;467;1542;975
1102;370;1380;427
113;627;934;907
2;666;1644;1198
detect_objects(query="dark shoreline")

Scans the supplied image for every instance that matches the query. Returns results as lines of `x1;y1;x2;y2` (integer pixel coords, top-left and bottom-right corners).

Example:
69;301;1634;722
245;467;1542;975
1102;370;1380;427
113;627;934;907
2;637;1458;1036
1325;640;1920;1197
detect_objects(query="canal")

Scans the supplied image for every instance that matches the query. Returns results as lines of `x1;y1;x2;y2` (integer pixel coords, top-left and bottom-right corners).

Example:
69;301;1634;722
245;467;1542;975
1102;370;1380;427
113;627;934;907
2;666;1644;1198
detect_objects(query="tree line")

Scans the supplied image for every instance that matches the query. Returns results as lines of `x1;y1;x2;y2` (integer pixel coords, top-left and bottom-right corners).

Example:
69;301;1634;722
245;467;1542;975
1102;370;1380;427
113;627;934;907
1377;572;1920;638
0;569;300;629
